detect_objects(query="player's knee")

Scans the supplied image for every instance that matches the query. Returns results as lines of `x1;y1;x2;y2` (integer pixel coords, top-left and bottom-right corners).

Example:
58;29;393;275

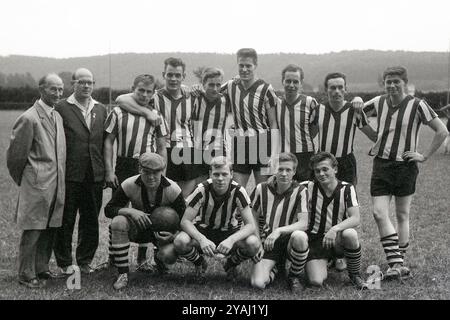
342;228;358;243
395;210;410;222
251;276;267;290
173;232;192;254
373;206;389;223
290;231;308;249
245;235;261;256
158;244;178;264
110;216;128;231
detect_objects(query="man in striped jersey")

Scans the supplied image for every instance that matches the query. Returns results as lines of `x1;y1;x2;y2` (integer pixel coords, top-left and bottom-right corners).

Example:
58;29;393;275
362;66;448;279
191;67;230;183
105;152;186;290
295;152;367;289
250;153;310;293
104;74;168;270
221;48;279;187
173;156;260;281
275;64;319;182
118;57;200;198
311;72;377;186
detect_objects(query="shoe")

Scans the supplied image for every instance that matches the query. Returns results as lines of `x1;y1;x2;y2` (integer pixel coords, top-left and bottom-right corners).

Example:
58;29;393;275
287;276;304;293
335;258;347;272
113;273;128;290
384;264;411;280
37;271;66;280
349;274;368;290
59;265;75;275
195;257;208;276
18;278;44;289
79;264;95;275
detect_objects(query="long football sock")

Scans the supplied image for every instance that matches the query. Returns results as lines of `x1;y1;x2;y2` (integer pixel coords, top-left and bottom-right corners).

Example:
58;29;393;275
344;246;362;276
380;233;403;267
180;247;202;265
399;242;409;261
288;247;309;277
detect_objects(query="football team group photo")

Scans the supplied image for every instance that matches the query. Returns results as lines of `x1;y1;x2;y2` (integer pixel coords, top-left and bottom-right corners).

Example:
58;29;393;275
2;44;450;301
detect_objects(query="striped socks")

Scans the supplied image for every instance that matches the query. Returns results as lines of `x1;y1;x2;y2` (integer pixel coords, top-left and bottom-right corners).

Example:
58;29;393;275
381;233;403;267
344;246;362;276
227;248;253;269
180;247;202;265
288;247;309;277
111;242;130;274
399;242;409;261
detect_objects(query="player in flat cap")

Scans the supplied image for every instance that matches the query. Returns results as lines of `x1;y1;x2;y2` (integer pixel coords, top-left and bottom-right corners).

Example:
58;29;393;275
104;152;186;290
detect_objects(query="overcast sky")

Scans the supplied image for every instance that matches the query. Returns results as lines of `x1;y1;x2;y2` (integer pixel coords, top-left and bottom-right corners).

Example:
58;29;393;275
1;0;449;58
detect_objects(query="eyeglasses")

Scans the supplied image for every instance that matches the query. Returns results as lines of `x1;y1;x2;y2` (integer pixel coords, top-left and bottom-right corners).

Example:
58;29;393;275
74;80;95;86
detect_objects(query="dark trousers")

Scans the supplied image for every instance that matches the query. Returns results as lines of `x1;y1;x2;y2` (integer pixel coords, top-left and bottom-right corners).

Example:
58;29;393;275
18;228;56;281
54;180;103;267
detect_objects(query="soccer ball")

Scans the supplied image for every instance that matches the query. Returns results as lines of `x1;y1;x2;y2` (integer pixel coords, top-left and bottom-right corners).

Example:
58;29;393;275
149;206;180;232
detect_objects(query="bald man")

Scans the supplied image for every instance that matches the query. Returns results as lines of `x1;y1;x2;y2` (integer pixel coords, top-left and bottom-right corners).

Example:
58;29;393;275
54;68;108;274
7;74;66;288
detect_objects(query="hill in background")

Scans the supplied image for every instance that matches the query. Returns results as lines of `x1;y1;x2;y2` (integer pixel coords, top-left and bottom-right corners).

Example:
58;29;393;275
0;50;448;91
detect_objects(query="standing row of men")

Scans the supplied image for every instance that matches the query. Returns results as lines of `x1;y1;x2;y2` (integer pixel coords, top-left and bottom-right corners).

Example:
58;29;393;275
7;48;449;291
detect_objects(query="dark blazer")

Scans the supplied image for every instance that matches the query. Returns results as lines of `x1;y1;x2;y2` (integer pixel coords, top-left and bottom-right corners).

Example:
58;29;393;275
56;97;107;183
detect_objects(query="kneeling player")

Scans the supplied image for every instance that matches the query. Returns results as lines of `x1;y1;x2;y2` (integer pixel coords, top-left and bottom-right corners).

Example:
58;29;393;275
250;153;310;293
104;152;186;290
297;152;367;289
174;156;260;280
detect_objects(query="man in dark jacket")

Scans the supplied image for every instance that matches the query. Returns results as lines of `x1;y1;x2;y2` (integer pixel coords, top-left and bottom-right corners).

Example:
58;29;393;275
54;68;107;274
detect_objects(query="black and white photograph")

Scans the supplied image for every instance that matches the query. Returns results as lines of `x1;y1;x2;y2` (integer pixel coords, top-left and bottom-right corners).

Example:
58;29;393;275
0;0;449;308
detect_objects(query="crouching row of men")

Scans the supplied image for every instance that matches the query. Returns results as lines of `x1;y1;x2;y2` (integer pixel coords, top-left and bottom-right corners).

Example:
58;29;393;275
106;151;366;293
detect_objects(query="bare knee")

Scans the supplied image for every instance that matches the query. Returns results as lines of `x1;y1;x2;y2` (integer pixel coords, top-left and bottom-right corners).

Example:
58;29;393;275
290;231;308;250
342;228;358;243
157;244;178;264
110;216;128;231
373;206;389;223
245;235;261;256
173;232;192;254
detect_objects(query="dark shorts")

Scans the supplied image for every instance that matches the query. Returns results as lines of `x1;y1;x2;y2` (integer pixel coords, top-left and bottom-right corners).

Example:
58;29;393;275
230;133;271;174
115;156;139;186
336;153;357;185
262;234;291;262
446;118;450;132
307;233;344;262
370;157;419;197
166;147;203;181
293;152;314;182
196;226;238;251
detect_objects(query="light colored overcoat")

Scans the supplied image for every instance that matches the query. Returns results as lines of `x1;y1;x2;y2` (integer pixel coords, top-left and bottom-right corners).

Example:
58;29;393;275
7;101;66;230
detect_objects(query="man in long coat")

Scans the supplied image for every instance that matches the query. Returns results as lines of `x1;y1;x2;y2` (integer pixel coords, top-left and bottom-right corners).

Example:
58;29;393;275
7;73;66;288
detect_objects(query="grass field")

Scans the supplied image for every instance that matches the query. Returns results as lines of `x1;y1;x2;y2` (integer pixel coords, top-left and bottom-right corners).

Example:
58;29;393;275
0;110;449;300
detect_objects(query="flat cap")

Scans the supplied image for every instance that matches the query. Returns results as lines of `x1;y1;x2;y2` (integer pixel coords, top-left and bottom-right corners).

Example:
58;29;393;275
139;152;166;171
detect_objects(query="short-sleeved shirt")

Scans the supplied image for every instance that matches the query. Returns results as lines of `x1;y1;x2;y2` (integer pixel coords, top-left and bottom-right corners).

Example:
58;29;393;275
363;95;437;161
251;176;308;241
311;102;369;157
304;180;358;236
186;179;250;232
276;95;318;153
104;106;167;158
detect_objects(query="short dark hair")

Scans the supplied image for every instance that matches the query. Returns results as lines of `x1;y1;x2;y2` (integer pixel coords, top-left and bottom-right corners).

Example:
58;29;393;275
236;48;258;65
209;156;233;172
310;151;338;170
133;74;155;88
164;57;186;73
281;64;304;82
324;72;346;90
382;66;408;83
277;152;298;171
202;67;224;85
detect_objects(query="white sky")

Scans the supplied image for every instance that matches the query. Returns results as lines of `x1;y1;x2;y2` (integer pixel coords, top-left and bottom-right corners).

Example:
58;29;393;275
1;0;449;58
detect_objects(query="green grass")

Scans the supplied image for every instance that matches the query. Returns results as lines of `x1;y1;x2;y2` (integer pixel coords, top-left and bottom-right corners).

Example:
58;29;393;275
0;110;449;300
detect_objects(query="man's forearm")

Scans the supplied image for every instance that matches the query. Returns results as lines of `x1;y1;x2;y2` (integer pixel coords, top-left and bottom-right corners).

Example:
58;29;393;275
226;223;255;244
